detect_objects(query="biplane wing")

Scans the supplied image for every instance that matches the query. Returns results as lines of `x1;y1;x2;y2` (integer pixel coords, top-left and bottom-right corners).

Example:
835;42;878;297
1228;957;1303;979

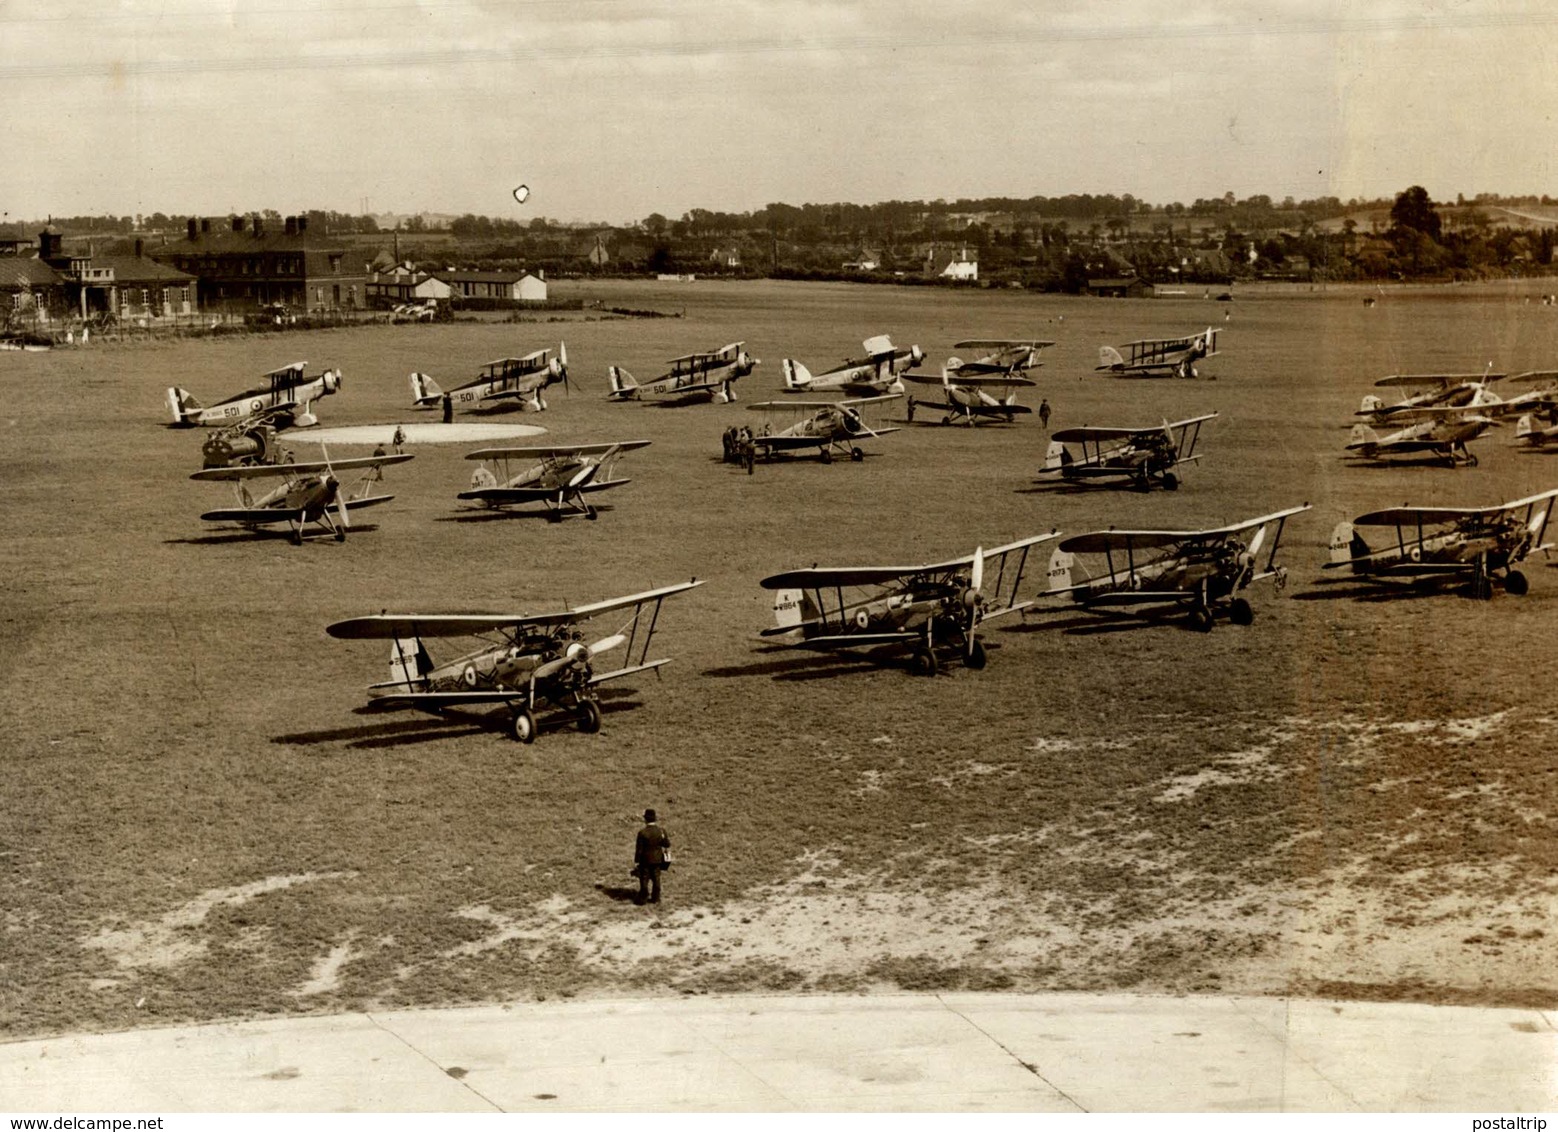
327;580;705;640
464;440;651;461
667;341;744;365
905;371;1037;389
1374;371;1507;389
201;494;394;524
190;453;413;481
953;339;1057;351
751;394;903;412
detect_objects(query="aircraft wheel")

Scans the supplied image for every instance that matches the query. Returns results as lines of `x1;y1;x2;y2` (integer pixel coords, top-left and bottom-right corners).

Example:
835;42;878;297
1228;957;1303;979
291;528;303;546
1161;472;1179;491
577;699;602;734
910;648;938;676
510;708;537;744
1134;473;1151;493
546;511;563;523
850;446;864;462
1229;597;1254;626
1504;569;1529;596
965;639;987;670
1188;606;1214;632
334;528;347;542
586;508;598;521
820;449;833;464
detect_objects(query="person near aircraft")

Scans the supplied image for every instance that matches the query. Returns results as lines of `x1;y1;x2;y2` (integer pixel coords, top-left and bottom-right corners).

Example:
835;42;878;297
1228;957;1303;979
634;809;671;905
1039;399;1051;428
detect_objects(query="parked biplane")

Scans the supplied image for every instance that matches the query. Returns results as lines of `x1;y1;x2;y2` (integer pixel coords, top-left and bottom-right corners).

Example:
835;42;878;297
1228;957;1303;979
1045;505;1310;631
1357;366;1506;421
1346;409;1498;466
191;451;412;543
1515;412;1558;448
458;440;650;520
944;338;1055;377
607;342;757;404
326;580;704;742
1324;489;1557;599
411;344;568;413
903;369;1036;425
759;535;1059;674
780;335;923;396
743;395;900;467
1039;413;1218;490
167;362;341;428
1096;328;1219;378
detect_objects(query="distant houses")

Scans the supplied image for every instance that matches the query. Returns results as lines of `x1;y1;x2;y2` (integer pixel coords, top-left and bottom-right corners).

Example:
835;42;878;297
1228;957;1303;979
0;225;198;324
925;245;978;281
151;215;365;313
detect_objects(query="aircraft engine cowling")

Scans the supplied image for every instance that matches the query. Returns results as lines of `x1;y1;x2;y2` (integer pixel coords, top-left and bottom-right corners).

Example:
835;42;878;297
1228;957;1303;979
908;345;924;369
322;369;342;395
202;424;277;468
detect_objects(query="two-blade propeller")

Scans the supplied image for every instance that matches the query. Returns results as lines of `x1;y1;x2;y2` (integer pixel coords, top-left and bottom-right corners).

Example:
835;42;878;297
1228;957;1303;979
962;546;984;660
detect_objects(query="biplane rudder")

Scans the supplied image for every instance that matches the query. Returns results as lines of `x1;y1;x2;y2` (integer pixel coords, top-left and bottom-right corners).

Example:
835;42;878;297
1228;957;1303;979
166;386;201;425
1359;394;1384;416
385;635;432;691
770;588;816;631
1516;413;1538;444
1329;520;1366;566
409;372;442;405
1042;440;1070;472
1046;547;1077;592
607;365;638;399
1097;345;1124;370
1348;423;1379;450
781;359;812;391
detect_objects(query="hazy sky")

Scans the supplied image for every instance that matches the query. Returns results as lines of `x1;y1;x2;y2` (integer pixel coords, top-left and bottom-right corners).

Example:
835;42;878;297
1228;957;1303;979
2;0;1555;224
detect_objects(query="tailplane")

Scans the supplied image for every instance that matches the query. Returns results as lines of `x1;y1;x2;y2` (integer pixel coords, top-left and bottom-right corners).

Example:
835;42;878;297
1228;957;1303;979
781;359;812;391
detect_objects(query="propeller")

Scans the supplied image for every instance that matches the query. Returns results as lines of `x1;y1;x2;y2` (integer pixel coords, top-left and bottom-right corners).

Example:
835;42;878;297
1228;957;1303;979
322;443;349;532
557;341;571;395
588;632;626;656
962;546;985;659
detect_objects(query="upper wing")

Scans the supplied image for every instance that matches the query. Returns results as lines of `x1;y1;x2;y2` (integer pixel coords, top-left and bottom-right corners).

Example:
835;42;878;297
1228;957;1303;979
1060;506;1311;554
666;343;741;364
953;339;1056;350
761;533;1061;591
1355;488;1558;527
191;453;414;481
1051;425;1153;443
327;579;703;640
1374;372;1503;388
465;441;651;460
939;372;1038;387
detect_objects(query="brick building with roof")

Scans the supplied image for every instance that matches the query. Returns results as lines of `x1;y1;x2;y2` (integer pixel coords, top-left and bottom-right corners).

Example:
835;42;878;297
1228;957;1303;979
151;214;370;313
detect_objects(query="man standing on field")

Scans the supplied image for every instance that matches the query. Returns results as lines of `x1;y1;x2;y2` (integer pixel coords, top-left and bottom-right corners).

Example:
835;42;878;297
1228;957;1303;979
634;809;671;905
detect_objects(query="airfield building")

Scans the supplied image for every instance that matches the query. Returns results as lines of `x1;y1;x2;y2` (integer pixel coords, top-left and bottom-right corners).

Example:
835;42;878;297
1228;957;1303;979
151;215;370;314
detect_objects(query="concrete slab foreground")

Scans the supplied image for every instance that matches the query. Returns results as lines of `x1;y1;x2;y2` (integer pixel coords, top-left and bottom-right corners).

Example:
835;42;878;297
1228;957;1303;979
2;994;1554;1112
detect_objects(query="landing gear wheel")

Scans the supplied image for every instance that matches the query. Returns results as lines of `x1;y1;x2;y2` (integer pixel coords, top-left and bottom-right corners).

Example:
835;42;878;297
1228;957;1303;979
291;528;304;546
586;508;598;521
334;528;347;542
1134;472;1151;493
820;449;833;464
850;446;864;462
1504;569;1529;596
1467;454;1479;467
1228;597;1254;626
910;648;938;676
577;699;602;734
1188;605;1214;632
509;708;537;744
1161;472;1179;491
965;639;987;670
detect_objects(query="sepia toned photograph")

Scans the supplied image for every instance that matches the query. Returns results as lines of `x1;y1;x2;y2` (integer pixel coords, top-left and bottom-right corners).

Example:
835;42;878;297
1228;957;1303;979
2;0;1556;1114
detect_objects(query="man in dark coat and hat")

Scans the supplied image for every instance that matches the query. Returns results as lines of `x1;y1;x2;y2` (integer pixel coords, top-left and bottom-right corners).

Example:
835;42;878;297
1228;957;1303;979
634;809;671;905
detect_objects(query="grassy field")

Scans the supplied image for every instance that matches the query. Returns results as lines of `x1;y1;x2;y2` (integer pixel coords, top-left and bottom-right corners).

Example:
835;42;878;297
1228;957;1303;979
4;279;1558;1039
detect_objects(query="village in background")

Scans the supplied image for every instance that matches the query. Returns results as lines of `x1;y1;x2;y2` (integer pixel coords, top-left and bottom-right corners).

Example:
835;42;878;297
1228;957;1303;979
2;186;1555;343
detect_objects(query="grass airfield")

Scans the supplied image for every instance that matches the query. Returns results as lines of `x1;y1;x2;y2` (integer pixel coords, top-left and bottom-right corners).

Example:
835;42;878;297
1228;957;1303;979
4;278;1558;1039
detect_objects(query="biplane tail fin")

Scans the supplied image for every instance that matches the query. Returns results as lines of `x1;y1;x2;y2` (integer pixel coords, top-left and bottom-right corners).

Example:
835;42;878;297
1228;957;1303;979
166;386;201;425
409;372;442;406
781;359;812;391
1348;423;1380;451
770;588;816;631
1097;345;1124;370
1329;521;1366;566
1046;548;1077;593
1517;413;1536;442
387;635;432;690
1042;440;1070;472
1359;394;1384;416
607;365;639;399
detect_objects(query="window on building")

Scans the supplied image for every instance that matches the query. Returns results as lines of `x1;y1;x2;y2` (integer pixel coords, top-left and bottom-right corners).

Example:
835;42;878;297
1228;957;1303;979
330;255;341;274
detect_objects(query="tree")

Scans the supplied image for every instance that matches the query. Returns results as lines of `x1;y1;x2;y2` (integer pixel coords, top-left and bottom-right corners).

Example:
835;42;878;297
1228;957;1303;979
1390;186;1442;241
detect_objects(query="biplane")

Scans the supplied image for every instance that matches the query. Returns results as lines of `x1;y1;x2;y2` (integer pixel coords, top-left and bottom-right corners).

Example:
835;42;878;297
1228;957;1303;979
903;369;1036;425
944;338;1055;378
1039;413;1218;490
742;395;900;467
607;342;757;404
458;440;650;520
759;535;1059;674
1096;328;1219;378
191;452;412;544
1356;366;1506;421
1515;412;1558;448
780;335;923;396
410;344;568;413
166;362;341;428
1045;505;1310;631
1324;490;1557;599
1498;370;1558;424
1346;409;1498;466
326;580;704;742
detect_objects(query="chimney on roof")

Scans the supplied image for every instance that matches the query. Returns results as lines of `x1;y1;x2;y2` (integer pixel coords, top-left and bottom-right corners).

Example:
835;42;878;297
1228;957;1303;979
252;215;263;238
187;218;198;241
231;215;244;233
284;216;297;237
202;218;211;234
134;238;143;258
297;215;307;234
